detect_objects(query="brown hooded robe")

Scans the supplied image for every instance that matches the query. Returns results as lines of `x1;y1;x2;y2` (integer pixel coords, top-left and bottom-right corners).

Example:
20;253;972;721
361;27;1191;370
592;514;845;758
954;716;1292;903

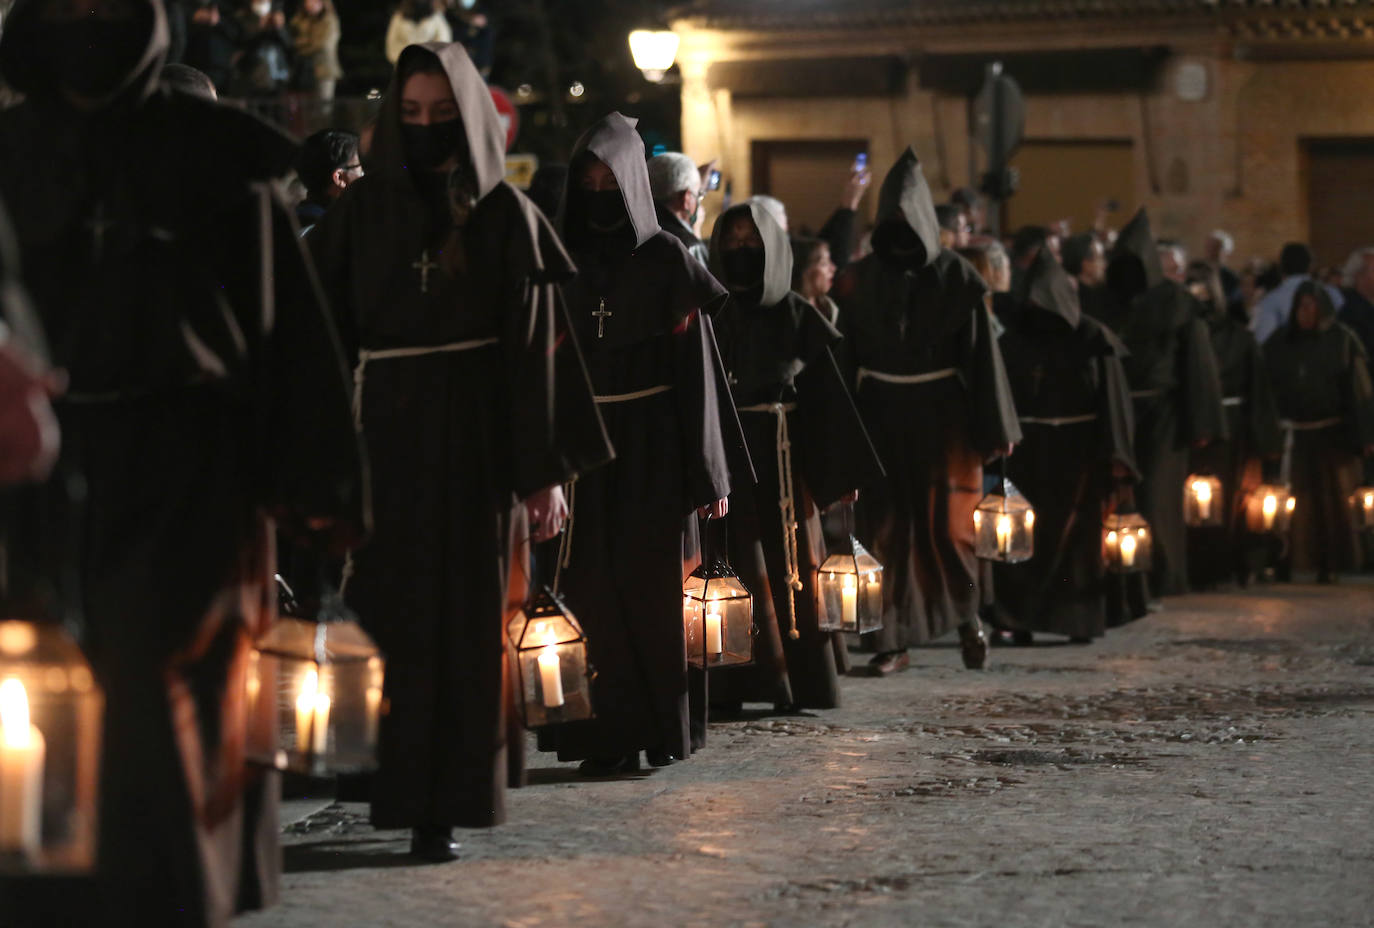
833;148;1021;649
539;112;750;764
708;201;883;709
1263;282;1374;575
993;251;1139;640
308;44;612;828
0;1;366;924
1082;208;1228;597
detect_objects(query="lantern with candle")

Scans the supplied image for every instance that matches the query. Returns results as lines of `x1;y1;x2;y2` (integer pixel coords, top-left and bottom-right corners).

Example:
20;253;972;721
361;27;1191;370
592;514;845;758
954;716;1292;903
1102;513;1152;574
683;555;754;668
248;588;383;776
0;620;101;873
1244;484;1295;534
816;536;884;634
1183;473;1224;528
1349;486;1374;531
973;479;1036;563
506;587;594;729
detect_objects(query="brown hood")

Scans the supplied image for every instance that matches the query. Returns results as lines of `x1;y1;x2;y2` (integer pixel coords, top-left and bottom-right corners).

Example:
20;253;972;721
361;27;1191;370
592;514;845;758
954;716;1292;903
871;147;942;270
1108;207;1165;292
0;0;168;108
370;42;507;200
559;112;660;250
1017;247;1081;329
709;200;793;307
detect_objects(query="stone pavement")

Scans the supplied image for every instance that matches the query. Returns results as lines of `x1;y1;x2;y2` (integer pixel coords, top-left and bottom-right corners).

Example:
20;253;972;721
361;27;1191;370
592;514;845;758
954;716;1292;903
241;583;1374;928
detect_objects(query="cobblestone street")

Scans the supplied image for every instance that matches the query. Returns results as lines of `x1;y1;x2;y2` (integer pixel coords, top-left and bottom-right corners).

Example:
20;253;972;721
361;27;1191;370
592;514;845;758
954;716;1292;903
243;583;1374;928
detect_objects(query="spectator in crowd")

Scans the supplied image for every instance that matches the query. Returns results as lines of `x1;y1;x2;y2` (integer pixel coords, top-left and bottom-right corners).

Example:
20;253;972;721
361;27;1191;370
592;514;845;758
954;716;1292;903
950;186;985;234
1250;241;1345;344
1010;224;1057;293
1157;239;1186;283
443;0;493;77
1062;232;1106;289
791;235;838;324
647;151;708;266
183;0;241;93
296;128;362;234
386;0;452;65
291;0;342;100
234;0;294;97
1338;247;1374;361
935;203;970;249
162;61;217;99
1205;229;1241;306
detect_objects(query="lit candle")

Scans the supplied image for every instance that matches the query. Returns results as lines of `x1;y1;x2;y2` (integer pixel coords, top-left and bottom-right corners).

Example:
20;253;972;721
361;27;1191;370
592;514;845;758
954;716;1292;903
841;574;857;629
1193;480;1213;521
295;666;330;756
1120;532;1137;568
0;677;44;857
996;513;1012;555
1262;494;1278;530
245;651;261;716
705;603;724;658
1285;496;1295;515
365;658;383;744
1364;492;1373;512
536;624;564;709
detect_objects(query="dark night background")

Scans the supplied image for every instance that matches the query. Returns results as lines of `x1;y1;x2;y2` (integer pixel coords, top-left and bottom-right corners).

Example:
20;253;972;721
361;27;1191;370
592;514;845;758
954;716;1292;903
330;0;686;162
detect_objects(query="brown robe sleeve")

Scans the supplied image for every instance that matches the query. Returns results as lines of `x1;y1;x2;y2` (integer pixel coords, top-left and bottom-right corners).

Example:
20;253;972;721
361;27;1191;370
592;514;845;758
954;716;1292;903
1084;318;1140;482
966;296;1023;455
677;308;753;511
1178;311;1229;445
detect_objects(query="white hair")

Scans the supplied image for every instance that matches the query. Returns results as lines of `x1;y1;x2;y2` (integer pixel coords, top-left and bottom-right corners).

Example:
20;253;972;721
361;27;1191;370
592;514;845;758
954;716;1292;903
1208;229;1234;257
1340;247;1374;287
647;152;701;203
747;195;788;232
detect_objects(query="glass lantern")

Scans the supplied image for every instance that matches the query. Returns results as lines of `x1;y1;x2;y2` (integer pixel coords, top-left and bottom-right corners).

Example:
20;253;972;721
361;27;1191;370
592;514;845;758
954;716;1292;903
817;537;884;634
0;620;101;874
248;592;383;777
506;587;593;729
683;558;753;668
1184;473;1224;528
1350;486;1374;531
1102;513;1152;574
974;480;1036;563
1245;484;1295;534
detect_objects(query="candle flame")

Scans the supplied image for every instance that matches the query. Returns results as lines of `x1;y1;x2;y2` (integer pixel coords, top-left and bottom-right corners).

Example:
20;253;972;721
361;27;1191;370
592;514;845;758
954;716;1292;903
866;572;876;584
1121;534;1137;557
1263;495;1278;518
1365;492;1373;509
842;573;857;591
1107;530;1118;545
973;510;982;528
0;677;32;749
1024;509;1035;529
1192;480;1212;503
536;622;558;647
297;666;323;715
1285;496;1295;513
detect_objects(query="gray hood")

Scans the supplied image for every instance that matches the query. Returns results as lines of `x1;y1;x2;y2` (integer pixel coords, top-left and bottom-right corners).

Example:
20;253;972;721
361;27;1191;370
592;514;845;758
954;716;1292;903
871;147;942;269
709;199;793;307
560;111;660;250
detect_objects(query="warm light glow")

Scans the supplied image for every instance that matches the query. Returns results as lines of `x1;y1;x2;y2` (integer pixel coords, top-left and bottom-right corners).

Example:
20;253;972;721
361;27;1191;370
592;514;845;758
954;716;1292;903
1192;480;1213;503
995;513;1012;554
1285;496;1296;513
295;666;331;755
1024;509;1035;529
1365;492;1374;509
866;572;876;584
973;509;983;528
629;30;680;81
842;574;857;592
0;623;36;657
1120;533;1138;566
1263;495;1278;517
0;678;32;749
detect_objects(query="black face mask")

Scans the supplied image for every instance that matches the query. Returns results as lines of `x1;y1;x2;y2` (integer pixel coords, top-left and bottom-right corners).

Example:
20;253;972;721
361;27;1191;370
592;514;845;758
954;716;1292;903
52;19;149;99
875;222;926;267
584;189;629;234
402;118;467;173
721;247;766;293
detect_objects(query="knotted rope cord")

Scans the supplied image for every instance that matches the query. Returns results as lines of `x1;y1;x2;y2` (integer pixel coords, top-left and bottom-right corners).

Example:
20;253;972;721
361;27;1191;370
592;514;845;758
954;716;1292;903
739;402;802;640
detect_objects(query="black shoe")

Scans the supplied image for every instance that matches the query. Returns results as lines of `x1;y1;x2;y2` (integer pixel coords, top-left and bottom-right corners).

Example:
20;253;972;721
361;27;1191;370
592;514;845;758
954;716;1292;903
645;749;678;768
959;625;990;670
577;754;641;777
409;826;459;862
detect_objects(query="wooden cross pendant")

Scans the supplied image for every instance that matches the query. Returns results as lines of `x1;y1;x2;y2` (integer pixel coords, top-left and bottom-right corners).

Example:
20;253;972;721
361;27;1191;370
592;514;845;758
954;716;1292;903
593;297;612;339
413;250;439;294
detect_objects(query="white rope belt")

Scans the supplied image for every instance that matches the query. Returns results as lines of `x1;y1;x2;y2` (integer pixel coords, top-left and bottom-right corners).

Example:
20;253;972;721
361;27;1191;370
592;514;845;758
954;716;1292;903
1222;396;1245;407
341;337;500;593
857;367;957;388
1019;413;1099;427
593;384;673;404
1278;417;1343;485
738;402;802;640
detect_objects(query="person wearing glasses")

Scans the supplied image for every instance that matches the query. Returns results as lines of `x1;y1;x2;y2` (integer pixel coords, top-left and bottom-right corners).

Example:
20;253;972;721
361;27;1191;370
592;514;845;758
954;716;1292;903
296;127;362;235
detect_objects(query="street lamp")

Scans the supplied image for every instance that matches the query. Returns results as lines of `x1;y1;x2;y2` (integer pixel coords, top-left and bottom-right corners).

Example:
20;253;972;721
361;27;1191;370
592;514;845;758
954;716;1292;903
629;30;680;83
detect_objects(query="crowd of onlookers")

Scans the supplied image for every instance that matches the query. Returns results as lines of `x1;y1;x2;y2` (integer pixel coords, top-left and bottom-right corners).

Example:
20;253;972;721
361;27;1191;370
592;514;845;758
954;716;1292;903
156;0;491;99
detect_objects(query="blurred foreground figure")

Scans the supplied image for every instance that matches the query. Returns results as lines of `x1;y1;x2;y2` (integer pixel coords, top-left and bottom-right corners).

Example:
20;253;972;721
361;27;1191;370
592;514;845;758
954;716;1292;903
309;43;612;861
834;148;1021;673
0;0;367;923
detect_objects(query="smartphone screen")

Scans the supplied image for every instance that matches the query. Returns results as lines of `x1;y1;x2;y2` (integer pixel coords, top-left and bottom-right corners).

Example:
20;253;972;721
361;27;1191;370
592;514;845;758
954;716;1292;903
707;168;721;192
854;153;868;173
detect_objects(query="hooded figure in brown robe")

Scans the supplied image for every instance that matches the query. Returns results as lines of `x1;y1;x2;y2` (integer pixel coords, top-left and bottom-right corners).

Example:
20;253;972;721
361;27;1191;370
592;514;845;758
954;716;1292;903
1082;208;1228;598
992;250;1139;641
0;0;366;923
1263;281;1374;579
308;43;612;856
708;201;883;711
1185;263;1284;588
537;112;750;774
833;148;1021;672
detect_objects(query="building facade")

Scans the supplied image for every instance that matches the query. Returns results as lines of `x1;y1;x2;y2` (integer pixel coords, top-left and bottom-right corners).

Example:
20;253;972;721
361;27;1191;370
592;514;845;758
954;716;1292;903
673;0;1374;267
